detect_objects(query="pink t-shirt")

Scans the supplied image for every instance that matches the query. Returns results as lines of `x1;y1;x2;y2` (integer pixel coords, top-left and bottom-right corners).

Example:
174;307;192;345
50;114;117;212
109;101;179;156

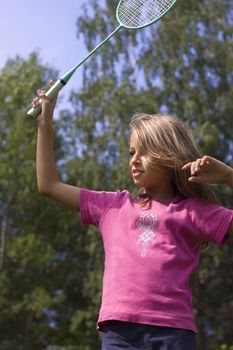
80;189;233;333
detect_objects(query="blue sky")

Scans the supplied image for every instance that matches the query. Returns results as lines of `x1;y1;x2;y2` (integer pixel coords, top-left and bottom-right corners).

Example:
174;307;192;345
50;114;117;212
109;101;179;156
0;0;86;104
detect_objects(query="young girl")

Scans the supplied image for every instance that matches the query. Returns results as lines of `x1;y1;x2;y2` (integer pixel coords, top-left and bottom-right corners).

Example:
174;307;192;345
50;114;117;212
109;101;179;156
32;82;233;350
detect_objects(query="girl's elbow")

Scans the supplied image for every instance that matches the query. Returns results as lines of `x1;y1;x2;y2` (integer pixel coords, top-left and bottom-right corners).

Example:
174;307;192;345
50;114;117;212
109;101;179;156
37;180;61;198
37;184;51;197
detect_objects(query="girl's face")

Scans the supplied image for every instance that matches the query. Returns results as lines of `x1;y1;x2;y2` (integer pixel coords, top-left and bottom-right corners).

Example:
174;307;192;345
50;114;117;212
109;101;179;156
129;132;174;200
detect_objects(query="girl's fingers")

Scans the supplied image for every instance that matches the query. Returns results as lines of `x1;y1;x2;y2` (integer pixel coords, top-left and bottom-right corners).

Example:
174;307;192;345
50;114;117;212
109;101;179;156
188;175;208;183
182;156;228;185
182;160;201;173
31;89;47;108
200;156;211;167
42;80;58;103
182;162;191;170
32;97;39;107
190;159;201;176
37;89;47;99
190;162;195;175
31;80;58;121
182;156;212;174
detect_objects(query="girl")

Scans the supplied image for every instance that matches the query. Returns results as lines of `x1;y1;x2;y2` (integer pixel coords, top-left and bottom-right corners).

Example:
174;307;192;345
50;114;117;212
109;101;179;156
32;82;233;350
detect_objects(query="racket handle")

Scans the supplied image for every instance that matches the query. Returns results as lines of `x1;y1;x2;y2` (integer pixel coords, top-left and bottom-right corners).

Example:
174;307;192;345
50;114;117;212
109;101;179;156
27;79;66;119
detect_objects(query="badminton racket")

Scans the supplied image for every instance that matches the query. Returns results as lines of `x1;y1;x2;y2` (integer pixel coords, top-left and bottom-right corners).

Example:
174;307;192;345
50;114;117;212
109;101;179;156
27;0;178;119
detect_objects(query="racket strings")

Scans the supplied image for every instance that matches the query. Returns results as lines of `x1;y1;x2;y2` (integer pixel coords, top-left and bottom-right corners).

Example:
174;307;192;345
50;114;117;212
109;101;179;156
118;0;175;28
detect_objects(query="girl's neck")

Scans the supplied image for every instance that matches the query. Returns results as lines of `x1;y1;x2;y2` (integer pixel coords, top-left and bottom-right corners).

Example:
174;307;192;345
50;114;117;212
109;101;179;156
143;186;175;202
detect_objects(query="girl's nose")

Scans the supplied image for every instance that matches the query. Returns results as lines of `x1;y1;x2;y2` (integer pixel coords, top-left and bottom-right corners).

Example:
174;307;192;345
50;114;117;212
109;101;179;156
131;153;141;165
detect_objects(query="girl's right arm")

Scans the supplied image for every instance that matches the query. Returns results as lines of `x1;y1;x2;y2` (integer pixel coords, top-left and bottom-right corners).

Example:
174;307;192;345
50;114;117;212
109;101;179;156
34;81;81;210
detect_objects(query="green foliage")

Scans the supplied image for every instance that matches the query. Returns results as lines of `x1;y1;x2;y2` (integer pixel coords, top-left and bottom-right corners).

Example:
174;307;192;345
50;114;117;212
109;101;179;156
0;55;101;349
71;0;233;349
219;345;233;350
0;0;232;349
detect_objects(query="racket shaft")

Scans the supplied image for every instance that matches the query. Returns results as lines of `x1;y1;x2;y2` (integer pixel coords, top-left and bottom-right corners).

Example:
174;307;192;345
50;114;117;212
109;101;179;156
27;79;66;119
27;25;122;119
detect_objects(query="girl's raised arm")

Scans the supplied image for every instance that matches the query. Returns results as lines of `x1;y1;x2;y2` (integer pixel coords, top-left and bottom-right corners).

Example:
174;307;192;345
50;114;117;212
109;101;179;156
34;81;81;210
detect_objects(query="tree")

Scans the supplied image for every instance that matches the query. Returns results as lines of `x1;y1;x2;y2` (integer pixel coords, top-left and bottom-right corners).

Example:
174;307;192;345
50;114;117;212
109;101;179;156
0;54;96;349
0;0;232;348
61;0;233;348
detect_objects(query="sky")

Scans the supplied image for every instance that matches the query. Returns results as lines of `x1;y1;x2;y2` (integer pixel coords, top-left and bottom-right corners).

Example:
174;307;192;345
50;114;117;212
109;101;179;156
0;0;87;107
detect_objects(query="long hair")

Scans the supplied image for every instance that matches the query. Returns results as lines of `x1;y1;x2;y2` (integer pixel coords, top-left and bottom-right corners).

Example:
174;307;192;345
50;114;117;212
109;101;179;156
129;113;219;205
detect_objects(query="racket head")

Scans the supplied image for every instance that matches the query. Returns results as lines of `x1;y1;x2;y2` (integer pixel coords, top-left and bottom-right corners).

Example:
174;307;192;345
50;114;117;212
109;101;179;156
116;0;177;30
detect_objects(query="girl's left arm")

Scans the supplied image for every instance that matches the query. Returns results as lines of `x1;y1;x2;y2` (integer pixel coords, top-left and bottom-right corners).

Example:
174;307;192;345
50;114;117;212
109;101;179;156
182;156;233;236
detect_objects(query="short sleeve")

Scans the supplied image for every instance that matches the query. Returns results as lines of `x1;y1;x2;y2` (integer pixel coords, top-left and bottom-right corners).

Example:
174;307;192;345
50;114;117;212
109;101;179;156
80;189;119;226
192;199;233;244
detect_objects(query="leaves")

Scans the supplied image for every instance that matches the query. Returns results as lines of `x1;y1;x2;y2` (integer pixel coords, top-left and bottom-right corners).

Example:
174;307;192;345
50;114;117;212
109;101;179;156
0;0;232;349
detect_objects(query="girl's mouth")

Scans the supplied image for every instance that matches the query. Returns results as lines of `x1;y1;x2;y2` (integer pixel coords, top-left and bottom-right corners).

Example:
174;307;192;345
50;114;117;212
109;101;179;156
132;168;144;177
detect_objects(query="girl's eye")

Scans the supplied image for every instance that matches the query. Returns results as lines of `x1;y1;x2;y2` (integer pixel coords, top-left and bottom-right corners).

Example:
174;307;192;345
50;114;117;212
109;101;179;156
129;151;135;157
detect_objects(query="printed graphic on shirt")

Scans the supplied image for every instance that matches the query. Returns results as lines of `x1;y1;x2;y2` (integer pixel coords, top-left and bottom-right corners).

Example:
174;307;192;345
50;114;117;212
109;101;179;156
135;213;159;257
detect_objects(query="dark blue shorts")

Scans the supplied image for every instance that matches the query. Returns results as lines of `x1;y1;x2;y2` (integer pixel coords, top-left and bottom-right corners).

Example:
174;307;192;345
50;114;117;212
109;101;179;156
101;321;197;350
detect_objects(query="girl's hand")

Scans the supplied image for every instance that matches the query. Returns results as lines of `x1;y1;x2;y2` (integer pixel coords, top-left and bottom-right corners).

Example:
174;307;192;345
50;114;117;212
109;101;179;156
182;156;233;186
31;80;58;125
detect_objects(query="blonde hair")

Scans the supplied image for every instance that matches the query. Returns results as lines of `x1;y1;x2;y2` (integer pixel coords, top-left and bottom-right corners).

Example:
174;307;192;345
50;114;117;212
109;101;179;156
129;113;218;205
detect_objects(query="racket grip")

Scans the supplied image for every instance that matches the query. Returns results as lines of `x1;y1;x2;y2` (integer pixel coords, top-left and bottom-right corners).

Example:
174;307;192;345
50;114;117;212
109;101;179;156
27;79;66;119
